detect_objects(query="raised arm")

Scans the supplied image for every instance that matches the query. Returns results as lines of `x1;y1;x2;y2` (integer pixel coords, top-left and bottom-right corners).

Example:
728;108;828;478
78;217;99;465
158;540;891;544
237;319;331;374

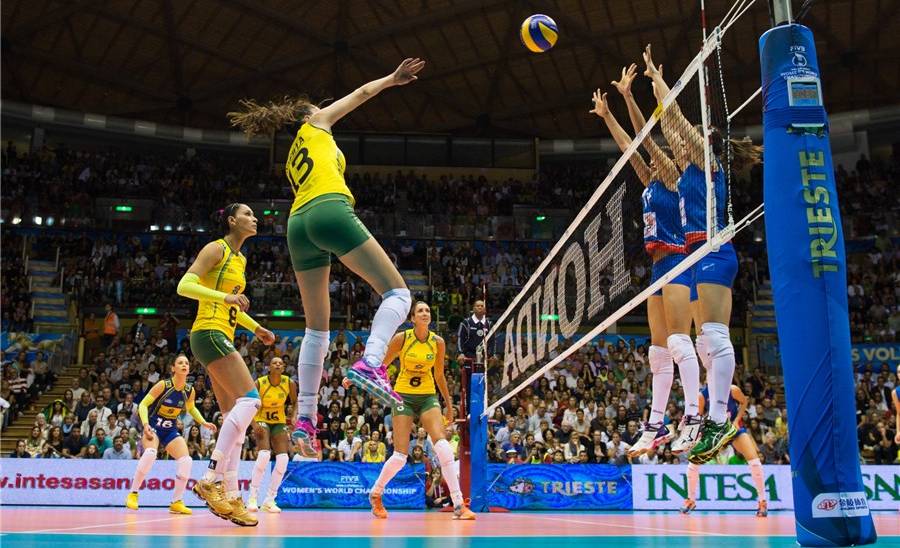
310;58;425;131
612;64;680;190
643;45;706;169
177;242;249;311
589;89;652;187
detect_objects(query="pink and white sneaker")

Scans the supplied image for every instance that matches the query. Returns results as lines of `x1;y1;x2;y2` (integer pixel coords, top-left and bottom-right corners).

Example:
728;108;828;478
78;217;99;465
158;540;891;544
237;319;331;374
291;416;318;458
347;360;403;407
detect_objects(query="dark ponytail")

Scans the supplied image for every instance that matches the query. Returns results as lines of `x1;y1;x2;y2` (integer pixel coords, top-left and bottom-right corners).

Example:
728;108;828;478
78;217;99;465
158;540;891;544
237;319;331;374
217;203;242;235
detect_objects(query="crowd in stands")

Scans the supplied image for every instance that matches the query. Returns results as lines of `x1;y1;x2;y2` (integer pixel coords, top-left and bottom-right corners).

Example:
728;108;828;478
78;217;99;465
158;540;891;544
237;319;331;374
1;234;33;333
1;349;56;431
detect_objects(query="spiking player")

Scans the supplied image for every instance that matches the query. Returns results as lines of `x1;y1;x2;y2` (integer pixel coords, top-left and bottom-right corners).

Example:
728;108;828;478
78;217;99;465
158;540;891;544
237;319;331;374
642;44;761;462
682;383;768;517
227;59;427;456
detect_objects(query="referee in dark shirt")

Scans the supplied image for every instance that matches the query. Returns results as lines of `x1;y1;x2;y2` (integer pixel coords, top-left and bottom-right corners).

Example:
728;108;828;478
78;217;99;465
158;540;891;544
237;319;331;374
456;300;492;366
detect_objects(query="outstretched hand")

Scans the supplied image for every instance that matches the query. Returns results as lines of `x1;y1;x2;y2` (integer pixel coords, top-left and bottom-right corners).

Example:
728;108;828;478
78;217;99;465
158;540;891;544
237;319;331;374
642;44;663;81
612;64;638;96
589;89;610;118
392;58;426;86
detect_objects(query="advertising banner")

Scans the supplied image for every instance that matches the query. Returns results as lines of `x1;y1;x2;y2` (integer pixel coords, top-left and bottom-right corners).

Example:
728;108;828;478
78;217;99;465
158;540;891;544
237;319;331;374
275;462;425;509
851;344;900;368
0;458;270;507
486;464;632;510
632;465;898;511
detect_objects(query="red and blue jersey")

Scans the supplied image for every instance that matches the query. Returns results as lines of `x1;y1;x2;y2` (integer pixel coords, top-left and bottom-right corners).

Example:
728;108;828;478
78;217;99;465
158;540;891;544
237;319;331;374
679;161;727;249
642;179;686;256
701;385;740;427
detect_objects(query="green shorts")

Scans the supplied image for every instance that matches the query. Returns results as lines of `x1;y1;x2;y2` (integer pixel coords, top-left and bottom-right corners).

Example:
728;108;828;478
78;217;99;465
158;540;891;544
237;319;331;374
257;421;288;436
190;329;237;366
288;193;372;271
393;393;441;417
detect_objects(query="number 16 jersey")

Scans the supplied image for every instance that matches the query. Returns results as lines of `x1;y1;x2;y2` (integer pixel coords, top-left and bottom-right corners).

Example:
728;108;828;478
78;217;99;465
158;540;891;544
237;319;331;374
287;123;354;215
190;239;246;341
394;329;438;395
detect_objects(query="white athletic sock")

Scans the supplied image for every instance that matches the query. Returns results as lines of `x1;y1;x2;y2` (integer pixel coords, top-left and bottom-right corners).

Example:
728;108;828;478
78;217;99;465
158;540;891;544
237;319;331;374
251;449;271;497
748;458;766;501
372;451;407;495
172;456;192;503
687;462;700;500
225;431;245;500
297;329;329;418
434;439;463;507
130;447;157;492
702;322;735;423
266;453;289;501
668;334;701;416
362;288;411;368
649;345;674;424
694;335;711;371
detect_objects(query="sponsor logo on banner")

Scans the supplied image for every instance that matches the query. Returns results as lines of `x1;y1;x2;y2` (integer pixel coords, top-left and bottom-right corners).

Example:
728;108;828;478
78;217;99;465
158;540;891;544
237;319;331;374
632;465;899;511
811;492;870;518
275;462;424;509
0;458;269;507
632;464;792;510
851;343;900;367
487;464;632;510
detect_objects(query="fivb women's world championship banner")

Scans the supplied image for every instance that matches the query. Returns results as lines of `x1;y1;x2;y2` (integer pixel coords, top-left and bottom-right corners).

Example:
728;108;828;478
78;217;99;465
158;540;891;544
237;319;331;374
275;462;425;509
631;465;899;511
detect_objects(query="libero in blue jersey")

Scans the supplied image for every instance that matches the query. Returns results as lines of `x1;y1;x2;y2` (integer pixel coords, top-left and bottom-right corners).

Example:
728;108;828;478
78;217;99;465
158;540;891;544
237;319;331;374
128;354;216;515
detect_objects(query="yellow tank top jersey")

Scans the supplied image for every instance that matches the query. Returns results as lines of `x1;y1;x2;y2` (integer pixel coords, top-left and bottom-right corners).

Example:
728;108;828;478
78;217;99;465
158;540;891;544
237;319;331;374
286;123;354;214
255;375;291;424
190;239;247;341
394;329;438;395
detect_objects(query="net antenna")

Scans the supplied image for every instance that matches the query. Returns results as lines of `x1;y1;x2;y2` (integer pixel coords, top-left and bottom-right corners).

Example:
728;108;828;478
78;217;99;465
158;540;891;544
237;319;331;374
481;0;764;418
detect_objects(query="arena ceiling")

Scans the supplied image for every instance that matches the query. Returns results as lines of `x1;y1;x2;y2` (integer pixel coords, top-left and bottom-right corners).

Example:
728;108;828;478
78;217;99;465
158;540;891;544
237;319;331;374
2;0;899;138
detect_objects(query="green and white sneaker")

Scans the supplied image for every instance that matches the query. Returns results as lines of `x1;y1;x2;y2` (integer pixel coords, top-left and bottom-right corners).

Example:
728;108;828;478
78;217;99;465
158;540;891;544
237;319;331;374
689;418;737;463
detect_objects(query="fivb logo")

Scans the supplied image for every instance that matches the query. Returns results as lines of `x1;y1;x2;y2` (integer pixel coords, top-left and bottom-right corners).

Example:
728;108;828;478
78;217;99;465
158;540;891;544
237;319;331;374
500;183;629;387
811;492;870;519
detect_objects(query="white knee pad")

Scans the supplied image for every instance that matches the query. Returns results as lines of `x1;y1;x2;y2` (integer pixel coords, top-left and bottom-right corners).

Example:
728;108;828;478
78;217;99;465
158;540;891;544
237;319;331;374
175;455;192;479
702;322;734;360
299;328;330;366
695;335;710;370
434;439;455;467
382;287;412;315
137;447;157;472
667;334;696;364
256;449;271;463
649;345;674;375
274;452;289;474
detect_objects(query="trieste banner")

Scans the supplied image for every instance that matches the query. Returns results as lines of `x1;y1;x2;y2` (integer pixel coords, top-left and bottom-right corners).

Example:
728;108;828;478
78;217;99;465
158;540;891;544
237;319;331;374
631;465;899;511
275;462;425;509
486;464;632;510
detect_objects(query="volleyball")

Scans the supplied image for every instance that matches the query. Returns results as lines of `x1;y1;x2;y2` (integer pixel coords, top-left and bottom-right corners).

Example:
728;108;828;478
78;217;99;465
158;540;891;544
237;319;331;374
520;14;558;53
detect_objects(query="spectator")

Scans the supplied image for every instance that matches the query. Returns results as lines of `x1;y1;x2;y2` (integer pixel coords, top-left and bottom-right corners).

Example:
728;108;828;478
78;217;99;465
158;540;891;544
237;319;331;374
102;436;133;459
337;428;362;462
9;439;30;458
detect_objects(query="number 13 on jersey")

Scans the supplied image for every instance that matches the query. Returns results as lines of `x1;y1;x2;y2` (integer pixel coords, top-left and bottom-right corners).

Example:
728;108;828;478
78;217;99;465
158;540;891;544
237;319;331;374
286;138;314;193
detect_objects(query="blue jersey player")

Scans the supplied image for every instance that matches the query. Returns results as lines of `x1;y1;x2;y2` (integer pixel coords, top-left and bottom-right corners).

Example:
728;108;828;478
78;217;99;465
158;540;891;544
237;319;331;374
126;354;216;514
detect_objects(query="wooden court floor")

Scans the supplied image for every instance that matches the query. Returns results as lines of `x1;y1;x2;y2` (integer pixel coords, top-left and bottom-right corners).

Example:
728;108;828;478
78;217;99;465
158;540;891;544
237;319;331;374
1;507;898;547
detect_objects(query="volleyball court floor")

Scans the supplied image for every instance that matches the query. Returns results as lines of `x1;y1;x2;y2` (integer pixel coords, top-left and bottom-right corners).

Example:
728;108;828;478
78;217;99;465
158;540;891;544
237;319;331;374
2;507;899;547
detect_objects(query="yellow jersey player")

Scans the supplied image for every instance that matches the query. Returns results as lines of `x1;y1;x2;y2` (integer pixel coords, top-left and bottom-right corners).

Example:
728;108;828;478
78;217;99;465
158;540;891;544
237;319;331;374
248;356;297;513
126;354;216;515
227;58;425;456
366;302;474;520
176;203;275;527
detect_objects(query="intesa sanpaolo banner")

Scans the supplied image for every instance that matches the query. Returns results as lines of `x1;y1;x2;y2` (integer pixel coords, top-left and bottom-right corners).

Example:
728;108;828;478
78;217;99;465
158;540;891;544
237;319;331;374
631;465;899;511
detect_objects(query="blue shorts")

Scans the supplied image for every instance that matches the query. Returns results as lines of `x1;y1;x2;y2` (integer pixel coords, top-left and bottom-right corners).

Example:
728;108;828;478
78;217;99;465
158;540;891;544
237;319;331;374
650;253;692;296
155;427;181;448
690;243;738;301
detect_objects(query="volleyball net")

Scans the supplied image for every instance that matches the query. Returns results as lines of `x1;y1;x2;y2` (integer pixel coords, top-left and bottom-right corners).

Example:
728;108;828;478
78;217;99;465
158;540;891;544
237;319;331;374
479;3;764;418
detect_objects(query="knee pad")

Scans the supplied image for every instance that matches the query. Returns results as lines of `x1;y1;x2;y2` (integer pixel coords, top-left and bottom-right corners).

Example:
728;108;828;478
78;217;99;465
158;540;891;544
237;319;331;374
695;336;710;370
434;439;454;467
382;287;412;315
176;455;192;479
274;452;289;473
236;396;262;410
256;449;271;463
299;328;330;365
649;345;674;375
667;334;696;364
701;322;734;360
243;387;260;400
